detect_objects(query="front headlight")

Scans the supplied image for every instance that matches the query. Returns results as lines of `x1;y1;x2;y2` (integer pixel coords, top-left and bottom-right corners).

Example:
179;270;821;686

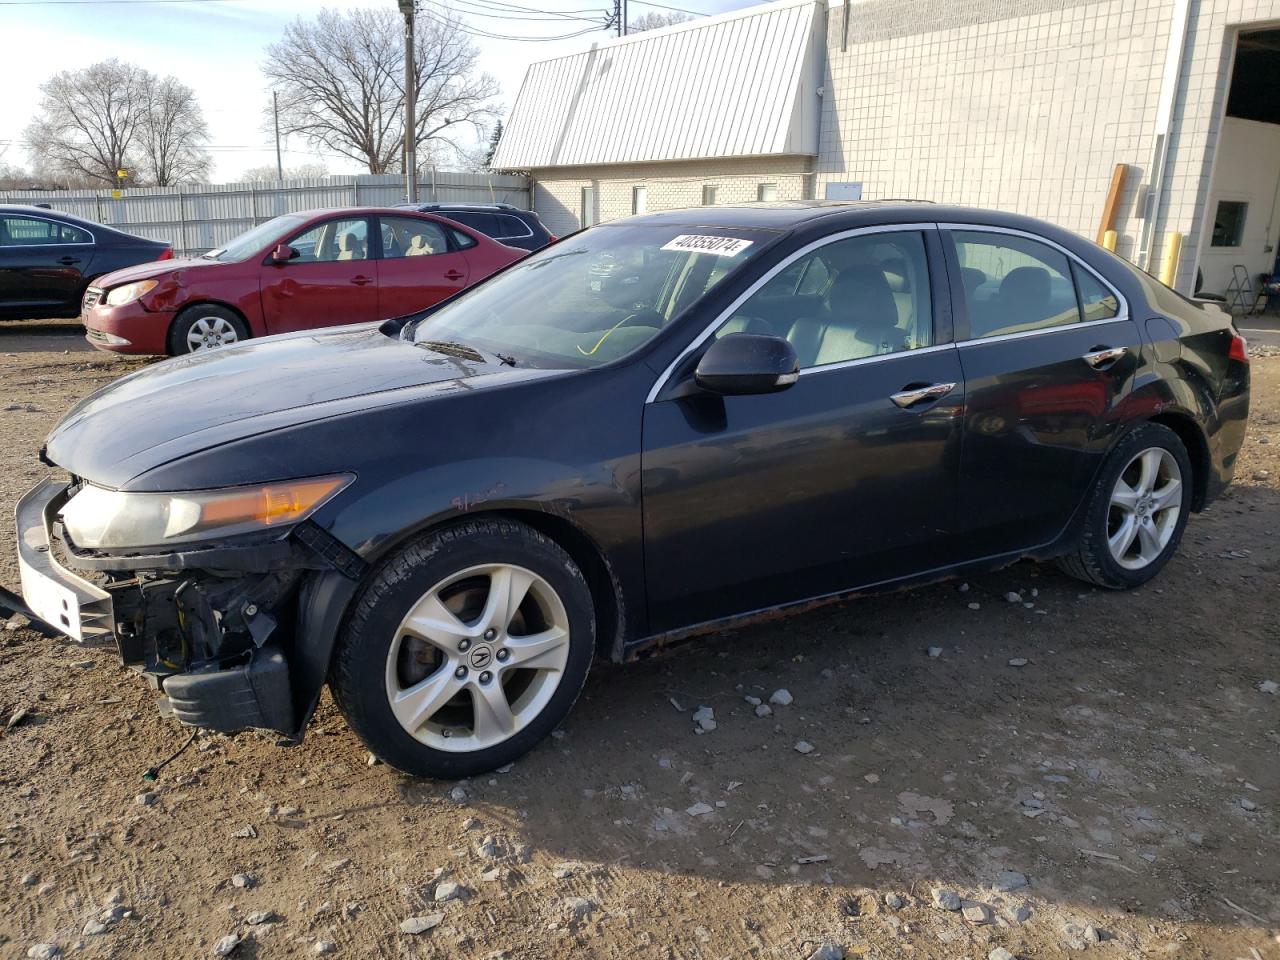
60;475;353;550
105;279;159;307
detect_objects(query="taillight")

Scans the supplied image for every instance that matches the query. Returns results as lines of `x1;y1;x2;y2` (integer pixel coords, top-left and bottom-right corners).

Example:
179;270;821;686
548;235;558;243
1229;333;1248;363
157;247;174;261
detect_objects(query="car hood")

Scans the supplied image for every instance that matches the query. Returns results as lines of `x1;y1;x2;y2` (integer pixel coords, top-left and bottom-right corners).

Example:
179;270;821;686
46;324;561;488
92;257;215;288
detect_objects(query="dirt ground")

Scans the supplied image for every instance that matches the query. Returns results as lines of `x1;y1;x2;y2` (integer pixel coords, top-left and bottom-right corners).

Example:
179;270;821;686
0;325;1277;960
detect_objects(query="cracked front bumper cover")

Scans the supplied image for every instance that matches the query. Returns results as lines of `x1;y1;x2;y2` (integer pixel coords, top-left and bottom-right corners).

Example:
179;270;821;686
15;477;114;643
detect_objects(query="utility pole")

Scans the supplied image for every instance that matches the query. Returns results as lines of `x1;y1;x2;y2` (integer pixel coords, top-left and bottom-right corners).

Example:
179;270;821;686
399;0;418;204
615;0;623;36
272;90;284;181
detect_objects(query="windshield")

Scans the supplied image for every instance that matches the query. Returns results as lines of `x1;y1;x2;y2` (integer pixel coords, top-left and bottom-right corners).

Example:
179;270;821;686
204;214;307;262
412;224;772;367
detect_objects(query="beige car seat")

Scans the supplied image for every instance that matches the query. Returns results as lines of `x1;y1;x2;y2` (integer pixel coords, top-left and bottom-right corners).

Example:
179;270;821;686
406;233;435;256
336;233;364;261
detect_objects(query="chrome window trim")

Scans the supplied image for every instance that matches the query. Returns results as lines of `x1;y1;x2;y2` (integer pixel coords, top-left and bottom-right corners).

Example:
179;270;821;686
645;222;940;404
492;214;535;240
0;213;95;248
938;222;1131;343
956;314;1131;348
797;341;957;377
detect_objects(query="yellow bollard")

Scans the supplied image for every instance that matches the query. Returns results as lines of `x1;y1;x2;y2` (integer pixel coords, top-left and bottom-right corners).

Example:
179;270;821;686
1159;232;1182;287
1102;230;1118;252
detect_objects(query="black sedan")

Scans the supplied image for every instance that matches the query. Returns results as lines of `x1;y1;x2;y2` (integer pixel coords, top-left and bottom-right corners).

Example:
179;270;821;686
12;202;1249;779
0;204;171;320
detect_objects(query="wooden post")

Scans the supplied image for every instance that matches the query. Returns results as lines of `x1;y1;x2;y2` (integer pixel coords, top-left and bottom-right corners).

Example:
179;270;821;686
1096;164;1129;244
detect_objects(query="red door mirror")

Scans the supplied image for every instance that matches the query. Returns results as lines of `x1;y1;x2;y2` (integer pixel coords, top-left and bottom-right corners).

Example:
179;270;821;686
272;243;299;264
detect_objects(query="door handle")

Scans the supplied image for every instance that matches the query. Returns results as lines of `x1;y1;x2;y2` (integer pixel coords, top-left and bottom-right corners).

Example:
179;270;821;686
444;270;465;281
1082;346;1126;369
58;257;81;266
350;275;373;286
890;382;956;409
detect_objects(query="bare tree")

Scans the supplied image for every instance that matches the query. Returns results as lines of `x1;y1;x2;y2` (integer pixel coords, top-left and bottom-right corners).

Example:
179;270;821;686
25;60;146;186
262;7;499;174
628;11;692;32
138;74;211;185
24;59;211;186
239;162;330;182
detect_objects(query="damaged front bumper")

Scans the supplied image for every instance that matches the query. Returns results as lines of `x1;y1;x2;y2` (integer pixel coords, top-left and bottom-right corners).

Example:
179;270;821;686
13;476;363;739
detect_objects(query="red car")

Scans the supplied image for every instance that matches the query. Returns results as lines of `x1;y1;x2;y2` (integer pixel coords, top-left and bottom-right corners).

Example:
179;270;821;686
80;208;526;355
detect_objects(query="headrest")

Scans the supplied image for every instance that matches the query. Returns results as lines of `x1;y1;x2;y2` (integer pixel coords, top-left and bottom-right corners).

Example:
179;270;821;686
829;264;898;330
1000;266;1050;302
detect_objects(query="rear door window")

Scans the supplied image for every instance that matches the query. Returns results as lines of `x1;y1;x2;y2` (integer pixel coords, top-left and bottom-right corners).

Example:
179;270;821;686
949;231;1081;338
380;217;450;259
492;214;533;240
1;216;91;246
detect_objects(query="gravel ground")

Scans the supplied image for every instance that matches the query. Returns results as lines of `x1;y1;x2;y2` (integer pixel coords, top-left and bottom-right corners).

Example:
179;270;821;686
0;333;1277;960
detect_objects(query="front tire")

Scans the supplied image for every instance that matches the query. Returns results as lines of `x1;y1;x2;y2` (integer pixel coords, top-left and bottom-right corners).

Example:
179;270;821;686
168;304;249;355
1057;423;1192;589
330;519;595;779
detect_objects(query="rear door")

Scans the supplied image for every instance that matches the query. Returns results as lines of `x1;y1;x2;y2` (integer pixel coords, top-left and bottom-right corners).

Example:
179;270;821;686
260;216;378;334
0;214;95;318
374;215;471;318
943;225;1143;556
642;226;965;631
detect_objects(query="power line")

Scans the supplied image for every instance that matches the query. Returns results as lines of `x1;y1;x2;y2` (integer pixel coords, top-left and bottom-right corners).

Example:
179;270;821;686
627;0;706;15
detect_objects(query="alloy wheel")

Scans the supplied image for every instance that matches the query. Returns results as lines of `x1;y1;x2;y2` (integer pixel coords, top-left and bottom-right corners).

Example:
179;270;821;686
385;563;571;752
186;316;240;351
1107;447;1182;570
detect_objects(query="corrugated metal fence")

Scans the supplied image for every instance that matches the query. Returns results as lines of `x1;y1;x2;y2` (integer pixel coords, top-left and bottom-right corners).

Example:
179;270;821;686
0;172;530;256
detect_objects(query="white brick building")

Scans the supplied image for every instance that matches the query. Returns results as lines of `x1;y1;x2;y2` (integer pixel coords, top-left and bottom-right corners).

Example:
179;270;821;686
492;0;1280;297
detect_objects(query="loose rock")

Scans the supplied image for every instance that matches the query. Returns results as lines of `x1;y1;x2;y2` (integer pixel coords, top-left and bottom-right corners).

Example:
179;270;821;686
1008;658;1028;667
962;901;993;924
135;791;158;806
686;802;714;816
563;896;597;924
769;689;793;706
245;911;278;925
230;873;255;889
691;706;716;733
807;943;845;960
1260;680;1278;695
794;740;815;755
884;893;904;909
993;870;1028;892
1004;592;1021;603
313;941;337;955
213;933;242;957
433;881;468;903
928;646;943;658
931;888;961;910
989;949;1017;960
1240;797;1257;811
400;913;444;935
27;947;60;960
754;704;772;718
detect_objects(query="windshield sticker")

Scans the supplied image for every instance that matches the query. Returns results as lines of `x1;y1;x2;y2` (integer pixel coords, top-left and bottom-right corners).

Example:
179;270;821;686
660;235;755;257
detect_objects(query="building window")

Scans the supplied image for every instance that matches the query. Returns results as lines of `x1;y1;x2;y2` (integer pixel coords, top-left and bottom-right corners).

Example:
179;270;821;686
632;185;647;215
757;183;778;202
1211;200;1247;247
581;186;596;227
702;184;718;206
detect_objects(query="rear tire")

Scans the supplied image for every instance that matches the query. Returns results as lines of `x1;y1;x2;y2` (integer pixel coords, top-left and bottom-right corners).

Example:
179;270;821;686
330;518;595;779
1057;423;1192;589
168;304;249;355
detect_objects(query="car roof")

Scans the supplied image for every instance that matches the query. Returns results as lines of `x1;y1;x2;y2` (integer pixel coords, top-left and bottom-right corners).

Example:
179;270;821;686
618;200;1059;234
0;203;106;228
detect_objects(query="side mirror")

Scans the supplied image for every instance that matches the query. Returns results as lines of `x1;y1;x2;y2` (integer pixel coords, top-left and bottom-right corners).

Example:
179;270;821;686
694;334;800;396
271;243;299;264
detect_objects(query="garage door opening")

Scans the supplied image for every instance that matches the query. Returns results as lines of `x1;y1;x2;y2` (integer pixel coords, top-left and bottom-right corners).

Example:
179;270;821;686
1198;27;1280;312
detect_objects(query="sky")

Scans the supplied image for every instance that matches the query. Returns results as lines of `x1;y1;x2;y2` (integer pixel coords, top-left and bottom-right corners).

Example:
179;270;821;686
0;0;750;182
